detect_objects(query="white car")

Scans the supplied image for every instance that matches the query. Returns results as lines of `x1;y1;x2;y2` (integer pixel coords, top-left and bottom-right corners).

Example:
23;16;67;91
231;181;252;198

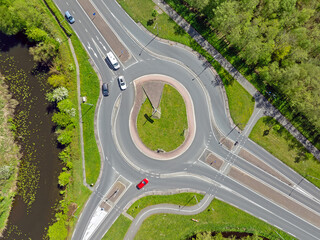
118;76;127;90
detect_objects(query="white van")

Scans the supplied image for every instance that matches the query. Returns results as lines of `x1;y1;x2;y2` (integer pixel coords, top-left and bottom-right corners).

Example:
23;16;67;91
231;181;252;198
106;51;120;70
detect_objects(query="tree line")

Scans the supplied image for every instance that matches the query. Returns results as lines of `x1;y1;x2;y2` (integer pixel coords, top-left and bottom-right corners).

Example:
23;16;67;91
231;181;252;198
179;0;320;136
0;0;59;65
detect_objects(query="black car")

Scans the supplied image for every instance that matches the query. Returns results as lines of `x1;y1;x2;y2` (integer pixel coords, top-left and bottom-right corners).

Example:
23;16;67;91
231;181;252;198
102;83;109;96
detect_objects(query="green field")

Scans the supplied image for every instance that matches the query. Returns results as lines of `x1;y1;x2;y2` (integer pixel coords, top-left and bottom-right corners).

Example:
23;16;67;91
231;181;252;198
103;195;294;240
137;84;188;151
249;117;320;188
127;193;204;218
102;214;132;240
134;199;294;240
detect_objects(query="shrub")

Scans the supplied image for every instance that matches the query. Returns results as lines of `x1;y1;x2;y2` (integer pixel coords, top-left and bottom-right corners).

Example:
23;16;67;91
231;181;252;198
0;165;12;180
47;212;68;239
25;27;48;42
57;129;73;145
29;38;59;64
58;146;71;163
48;74;67;87
52;112;74;128
57;99;75;117
46;87;68;103
58;172;71;187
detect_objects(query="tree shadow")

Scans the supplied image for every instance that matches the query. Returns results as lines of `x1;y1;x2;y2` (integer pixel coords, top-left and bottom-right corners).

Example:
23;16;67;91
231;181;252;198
147;19;154;26
174;25;186;36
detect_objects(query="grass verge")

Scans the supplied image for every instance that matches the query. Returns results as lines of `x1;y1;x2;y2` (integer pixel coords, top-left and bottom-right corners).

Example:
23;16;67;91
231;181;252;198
137;84;188;151
117;0;254;129
101;214;132;240
102;193;204;239
134;198;294;240
127;193;204;218
74;37;101;185
249;117;320;189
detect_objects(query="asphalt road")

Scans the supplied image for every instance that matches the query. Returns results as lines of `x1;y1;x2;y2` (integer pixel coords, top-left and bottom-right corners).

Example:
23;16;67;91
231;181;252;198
52;0;320;239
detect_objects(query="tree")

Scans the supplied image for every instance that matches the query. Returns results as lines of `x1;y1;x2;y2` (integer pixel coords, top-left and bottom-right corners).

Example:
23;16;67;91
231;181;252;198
46;87;68;103
48;74;67;88
57;129;73;145
52;112;73;128
57;99;75;117
29;38;59;65
26;27;47;42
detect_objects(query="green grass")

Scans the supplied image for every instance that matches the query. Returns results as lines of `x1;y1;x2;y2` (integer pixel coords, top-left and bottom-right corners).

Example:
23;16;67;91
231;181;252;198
212;61;254;129
117;0;254;129
102;193;204;239
134;198;294;240
249;117;320;189
224;80;254;128
103;194;293;240
102;214;132;240
127;193;204;218
137;84;188;151
72;35;101;185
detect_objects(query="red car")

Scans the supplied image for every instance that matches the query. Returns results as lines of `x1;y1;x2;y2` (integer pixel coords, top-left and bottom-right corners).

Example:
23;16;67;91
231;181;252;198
137;178;149;189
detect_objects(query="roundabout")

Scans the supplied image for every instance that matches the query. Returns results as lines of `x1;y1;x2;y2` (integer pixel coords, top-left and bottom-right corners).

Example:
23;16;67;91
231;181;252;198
51;0;320;239
129;74;196;160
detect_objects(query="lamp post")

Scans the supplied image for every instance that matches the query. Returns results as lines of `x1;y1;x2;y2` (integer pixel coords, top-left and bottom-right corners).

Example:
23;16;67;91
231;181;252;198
80;102;94;122
219;123;242;145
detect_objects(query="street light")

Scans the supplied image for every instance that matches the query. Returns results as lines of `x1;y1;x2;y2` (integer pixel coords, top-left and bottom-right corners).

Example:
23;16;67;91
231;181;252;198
80;102;94;122
219;123;242;145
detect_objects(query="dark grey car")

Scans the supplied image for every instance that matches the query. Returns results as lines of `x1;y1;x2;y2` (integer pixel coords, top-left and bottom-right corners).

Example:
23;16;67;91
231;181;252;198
102;83;109;96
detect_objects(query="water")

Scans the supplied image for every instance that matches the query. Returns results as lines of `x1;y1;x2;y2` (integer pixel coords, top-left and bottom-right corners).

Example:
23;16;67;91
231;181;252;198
0;32;62;239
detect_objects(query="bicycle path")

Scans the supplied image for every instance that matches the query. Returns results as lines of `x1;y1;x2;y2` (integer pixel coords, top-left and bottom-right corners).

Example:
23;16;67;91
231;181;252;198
124;194;214;239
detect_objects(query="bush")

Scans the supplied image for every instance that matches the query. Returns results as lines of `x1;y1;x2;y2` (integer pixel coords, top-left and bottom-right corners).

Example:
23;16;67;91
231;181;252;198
58;172;71;187
0;165;12;180
66;161;73;170
25;27;48;42
46;87;68;103
52;112;74;128
57;128;73;145
29;38;59;64
48;74;67;87
47;212;68;240
57;99;75;117
58;146;71;163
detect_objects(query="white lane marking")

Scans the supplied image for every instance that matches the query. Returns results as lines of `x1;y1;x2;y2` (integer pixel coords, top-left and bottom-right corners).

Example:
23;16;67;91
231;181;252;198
87;41;98;58
91;37;107;60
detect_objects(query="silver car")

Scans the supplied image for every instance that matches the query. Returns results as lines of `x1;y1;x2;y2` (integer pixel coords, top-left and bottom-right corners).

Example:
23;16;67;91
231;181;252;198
118;76;127;90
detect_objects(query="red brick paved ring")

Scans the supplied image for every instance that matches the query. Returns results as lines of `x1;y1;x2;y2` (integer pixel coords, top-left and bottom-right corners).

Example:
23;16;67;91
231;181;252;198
129;74;196;160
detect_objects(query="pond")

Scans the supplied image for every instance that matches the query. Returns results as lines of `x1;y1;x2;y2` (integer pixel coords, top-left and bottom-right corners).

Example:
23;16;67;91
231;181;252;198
0;32;62;239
